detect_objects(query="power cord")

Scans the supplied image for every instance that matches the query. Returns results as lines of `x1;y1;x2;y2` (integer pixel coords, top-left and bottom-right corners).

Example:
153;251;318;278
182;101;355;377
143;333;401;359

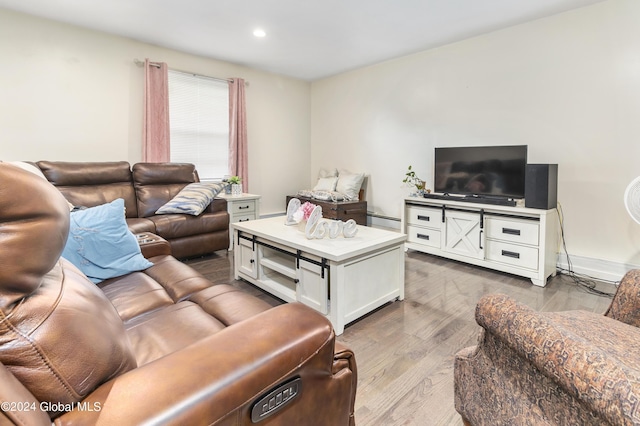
556;202;617;298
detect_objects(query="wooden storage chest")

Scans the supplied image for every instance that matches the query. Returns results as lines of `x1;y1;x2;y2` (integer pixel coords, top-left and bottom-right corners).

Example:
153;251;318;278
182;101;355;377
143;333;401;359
286;195;367;226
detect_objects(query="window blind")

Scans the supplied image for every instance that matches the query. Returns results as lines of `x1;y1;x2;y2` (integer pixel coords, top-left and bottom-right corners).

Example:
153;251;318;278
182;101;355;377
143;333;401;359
168;70;229;180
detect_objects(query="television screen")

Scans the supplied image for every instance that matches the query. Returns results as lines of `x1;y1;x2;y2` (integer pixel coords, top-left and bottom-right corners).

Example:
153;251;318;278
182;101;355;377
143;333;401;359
434;145;527;198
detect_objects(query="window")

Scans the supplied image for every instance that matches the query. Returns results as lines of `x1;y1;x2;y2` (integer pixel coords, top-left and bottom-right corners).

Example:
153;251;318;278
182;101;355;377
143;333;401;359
168;70;229;180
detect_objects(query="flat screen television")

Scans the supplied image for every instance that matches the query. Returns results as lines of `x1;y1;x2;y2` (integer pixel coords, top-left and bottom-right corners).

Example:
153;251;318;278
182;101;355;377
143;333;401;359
434;145;527;199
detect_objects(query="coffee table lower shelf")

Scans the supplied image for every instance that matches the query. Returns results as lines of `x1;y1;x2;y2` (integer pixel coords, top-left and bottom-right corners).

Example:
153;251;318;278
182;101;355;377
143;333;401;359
233;218;406;335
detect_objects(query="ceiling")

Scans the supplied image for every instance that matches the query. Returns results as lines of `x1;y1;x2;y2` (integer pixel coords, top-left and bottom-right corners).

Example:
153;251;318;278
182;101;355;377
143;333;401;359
0;0;604;81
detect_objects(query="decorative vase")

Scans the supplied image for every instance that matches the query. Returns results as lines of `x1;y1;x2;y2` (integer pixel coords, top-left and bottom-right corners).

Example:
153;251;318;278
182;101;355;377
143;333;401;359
231;183;242;195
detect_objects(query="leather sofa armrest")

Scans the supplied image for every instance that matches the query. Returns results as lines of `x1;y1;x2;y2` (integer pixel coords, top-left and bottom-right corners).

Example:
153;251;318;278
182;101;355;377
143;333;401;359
207;198;227;214
54;303;355;425
333;340;357;424
135;233;171;258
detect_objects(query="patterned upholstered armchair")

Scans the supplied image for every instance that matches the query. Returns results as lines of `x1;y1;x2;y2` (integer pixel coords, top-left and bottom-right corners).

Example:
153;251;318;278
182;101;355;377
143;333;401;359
454;269;640;425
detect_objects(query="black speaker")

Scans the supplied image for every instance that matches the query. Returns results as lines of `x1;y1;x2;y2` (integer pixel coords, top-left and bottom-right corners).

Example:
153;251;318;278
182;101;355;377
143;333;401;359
525;164;557;209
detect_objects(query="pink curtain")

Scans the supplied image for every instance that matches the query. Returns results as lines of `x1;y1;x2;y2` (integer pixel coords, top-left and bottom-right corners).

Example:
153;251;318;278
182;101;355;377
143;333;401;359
229;78;248;190
142;59;170;162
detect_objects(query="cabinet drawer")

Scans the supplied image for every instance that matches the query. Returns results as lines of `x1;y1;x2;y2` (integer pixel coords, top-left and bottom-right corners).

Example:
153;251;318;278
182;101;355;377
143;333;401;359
406;206;441;228
486;240;538;270
233;214;254;224
486;217;539;245
407;225;441;248
231;200;256;215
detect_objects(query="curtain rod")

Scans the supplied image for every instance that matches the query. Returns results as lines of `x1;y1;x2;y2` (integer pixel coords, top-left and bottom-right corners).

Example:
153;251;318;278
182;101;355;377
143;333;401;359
134;58;248;85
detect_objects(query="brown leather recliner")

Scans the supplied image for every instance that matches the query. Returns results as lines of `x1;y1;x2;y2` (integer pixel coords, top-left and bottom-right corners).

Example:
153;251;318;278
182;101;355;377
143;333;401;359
0;163;357;425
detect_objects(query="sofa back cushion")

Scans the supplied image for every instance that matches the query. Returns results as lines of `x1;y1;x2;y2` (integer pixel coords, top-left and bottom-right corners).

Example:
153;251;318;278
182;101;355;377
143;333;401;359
132;163;199;217
37;161;139;218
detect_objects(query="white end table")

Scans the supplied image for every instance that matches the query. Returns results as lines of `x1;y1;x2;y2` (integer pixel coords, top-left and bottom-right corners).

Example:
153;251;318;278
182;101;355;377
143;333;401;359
217;192;261;250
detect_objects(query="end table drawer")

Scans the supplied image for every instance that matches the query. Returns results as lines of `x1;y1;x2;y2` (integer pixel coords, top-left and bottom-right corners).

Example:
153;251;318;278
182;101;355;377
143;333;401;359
233;214;254;223
407;225;441;248
231;200;256;215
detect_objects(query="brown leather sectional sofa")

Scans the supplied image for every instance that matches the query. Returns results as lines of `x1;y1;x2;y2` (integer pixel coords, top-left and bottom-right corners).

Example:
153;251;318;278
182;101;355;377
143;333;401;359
0;163;357;425
36;161;229;259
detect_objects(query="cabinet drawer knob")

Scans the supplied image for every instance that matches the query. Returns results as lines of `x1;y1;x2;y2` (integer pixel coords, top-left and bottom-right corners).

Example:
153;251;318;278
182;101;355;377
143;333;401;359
239;205;250;210
417;233;430;240
417;215;430;222
250;259;255;263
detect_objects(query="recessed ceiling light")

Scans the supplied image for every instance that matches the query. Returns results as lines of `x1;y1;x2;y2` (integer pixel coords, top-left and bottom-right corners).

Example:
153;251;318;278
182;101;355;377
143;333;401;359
253;28;266;38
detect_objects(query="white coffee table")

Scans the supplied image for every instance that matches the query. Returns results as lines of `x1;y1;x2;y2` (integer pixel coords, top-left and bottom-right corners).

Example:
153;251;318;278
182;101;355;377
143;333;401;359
233;216;406;335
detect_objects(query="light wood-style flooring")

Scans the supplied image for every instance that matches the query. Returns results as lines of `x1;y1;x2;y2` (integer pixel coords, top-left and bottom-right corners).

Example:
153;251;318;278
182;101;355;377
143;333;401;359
185;249;616;426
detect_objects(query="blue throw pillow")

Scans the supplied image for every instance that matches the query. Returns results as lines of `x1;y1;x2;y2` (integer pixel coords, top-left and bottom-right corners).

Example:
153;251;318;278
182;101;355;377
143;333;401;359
62;198;153;283
155;182;226;216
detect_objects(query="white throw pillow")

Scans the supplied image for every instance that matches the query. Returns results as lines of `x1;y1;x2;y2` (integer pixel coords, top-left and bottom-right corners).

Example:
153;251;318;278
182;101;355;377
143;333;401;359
318;168;338;178
313;176;338;192
336;172;365;200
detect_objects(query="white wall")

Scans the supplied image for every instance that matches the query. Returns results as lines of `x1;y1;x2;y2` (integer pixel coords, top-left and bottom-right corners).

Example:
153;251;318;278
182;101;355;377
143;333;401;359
0;8;310;216
311;0;640;274
3;2;640;276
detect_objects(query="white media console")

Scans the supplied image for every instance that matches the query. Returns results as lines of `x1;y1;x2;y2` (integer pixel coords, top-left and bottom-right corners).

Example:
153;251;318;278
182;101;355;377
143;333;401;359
402;196;558;286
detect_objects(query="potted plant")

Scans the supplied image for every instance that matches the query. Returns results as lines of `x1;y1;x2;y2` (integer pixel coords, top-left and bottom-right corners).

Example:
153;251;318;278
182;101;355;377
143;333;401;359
228;176;242;195
402;165;428;194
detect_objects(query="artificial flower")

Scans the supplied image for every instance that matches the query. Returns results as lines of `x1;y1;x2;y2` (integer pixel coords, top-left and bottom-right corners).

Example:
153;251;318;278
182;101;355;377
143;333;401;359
299;201;317;220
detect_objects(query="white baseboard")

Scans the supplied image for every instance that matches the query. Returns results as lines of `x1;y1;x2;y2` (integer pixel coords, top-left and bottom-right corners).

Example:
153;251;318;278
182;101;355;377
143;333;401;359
556;253;639;284
369;215;401;230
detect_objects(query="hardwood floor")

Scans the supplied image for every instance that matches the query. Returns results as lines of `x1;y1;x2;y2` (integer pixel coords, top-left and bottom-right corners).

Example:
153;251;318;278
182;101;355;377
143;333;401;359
185;249;616;426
